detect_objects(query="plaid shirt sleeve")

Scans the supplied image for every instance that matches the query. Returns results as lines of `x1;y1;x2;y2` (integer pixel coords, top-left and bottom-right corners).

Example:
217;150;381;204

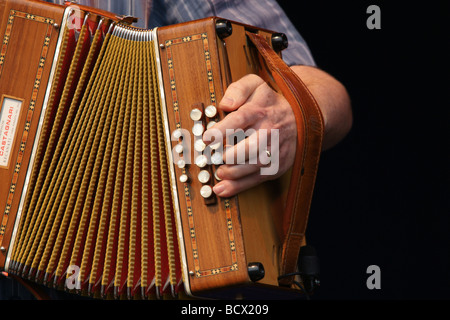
47;0;315;66
149;0;316;66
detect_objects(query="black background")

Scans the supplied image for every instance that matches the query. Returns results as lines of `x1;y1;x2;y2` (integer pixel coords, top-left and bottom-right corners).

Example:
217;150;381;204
277;0;449;299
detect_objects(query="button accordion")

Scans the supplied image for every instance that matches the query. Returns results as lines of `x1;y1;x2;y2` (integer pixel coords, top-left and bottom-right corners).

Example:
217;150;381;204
0;0;323;299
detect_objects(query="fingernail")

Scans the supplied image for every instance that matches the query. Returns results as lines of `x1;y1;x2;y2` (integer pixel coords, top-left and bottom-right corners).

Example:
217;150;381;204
220;97;234;108
213;183;225;195
214;168;223;181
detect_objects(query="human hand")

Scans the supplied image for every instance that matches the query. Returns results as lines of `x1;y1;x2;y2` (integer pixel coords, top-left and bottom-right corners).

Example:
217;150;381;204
202;74;297;198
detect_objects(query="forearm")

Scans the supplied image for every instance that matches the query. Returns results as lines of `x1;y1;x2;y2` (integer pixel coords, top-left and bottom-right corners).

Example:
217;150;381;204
291;65;352;150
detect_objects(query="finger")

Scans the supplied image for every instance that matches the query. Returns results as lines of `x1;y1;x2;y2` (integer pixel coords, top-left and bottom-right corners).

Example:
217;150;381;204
222;130;273;166
222;133;253;165
212;171;265;198
202;108;263;146
219;74;265;112
215;164;260;181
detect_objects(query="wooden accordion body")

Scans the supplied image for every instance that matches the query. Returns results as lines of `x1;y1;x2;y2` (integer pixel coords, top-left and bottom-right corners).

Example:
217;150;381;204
0;0;323;299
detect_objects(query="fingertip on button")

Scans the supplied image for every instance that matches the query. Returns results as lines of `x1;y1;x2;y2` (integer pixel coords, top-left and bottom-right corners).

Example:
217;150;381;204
214;170;222;181
212;183;225;196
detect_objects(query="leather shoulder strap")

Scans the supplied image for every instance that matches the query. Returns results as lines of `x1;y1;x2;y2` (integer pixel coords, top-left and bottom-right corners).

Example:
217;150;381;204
246;32;324;286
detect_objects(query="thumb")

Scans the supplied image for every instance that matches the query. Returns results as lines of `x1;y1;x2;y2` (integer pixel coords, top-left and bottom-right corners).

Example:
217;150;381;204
219;74;265;112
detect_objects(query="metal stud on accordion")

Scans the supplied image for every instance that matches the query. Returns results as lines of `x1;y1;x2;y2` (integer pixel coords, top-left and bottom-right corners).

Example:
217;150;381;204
1;0;322;300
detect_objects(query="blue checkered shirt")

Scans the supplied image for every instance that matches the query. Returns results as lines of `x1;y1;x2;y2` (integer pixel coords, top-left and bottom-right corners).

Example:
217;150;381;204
49;0;315;66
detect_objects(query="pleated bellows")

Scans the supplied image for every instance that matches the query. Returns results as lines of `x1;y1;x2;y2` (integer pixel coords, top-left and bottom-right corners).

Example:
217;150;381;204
8;23;181;300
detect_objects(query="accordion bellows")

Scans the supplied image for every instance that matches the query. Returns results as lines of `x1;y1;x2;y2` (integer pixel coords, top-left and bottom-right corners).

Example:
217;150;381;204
0;0;323;300
7;18;180;298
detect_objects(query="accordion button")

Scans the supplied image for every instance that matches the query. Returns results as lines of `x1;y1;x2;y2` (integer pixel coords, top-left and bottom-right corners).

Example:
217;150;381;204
194;139;206;152
214;170;222;181
192;123;205;137
195;155;208;168
190;108;203;121
200;185;213;198
207;121;216;129
179;174;189;183
198;170;211;184
205;105;217;118
174;143;184;154
177;159;186;169
211;152;223;165
173;129;183;140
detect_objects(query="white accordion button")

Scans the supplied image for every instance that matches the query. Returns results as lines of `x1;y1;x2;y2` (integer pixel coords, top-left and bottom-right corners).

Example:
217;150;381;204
173;129;183;140
206;121;216;129
195;155;208;168
200;185;213;198
205;105;217;118
198;170;211;184
194;139;206;152
211;152;223;165
214;170;222;181
177;159;186;169
192;123;204;137
190;108;203;121
174;143;184;154
179;174;189;183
